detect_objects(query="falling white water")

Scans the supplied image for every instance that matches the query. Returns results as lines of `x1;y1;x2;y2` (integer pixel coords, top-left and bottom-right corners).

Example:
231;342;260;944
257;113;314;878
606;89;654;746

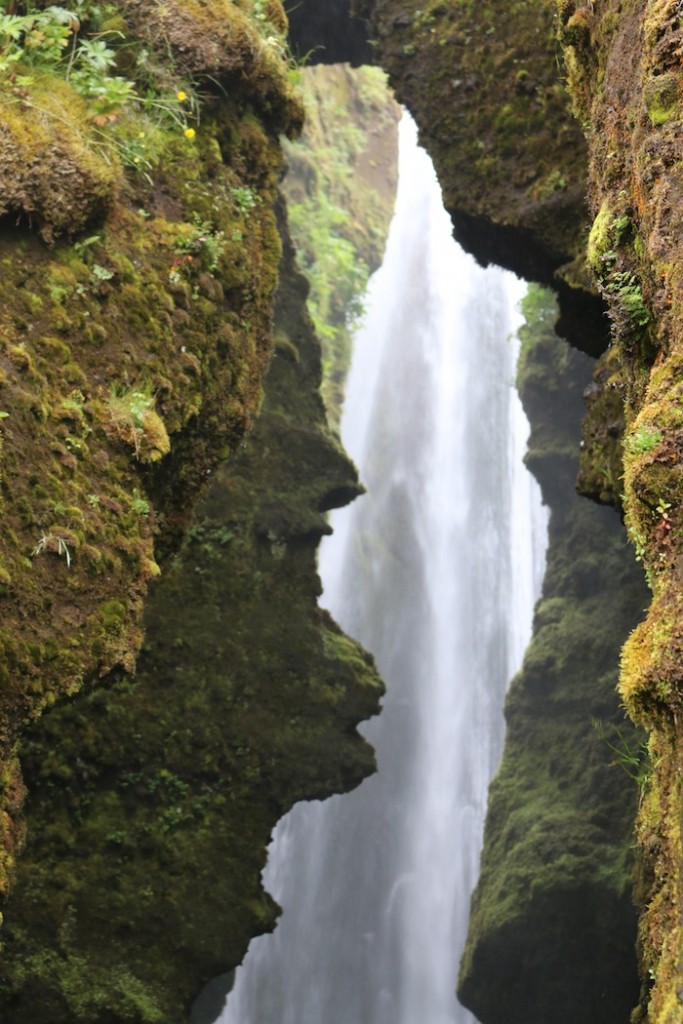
220;113;547;1024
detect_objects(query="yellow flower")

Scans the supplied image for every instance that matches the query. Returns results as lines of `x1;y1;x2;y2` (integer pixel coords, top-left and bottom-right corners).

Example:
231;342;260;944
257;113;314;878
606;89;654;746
176;90;187;102
184;127;196;140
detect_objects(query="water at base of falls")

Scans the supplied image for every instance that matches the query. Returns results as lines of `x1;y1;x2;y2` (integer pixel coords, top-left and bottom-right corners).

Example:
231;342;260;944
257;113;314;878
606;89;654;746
220;113;548;1024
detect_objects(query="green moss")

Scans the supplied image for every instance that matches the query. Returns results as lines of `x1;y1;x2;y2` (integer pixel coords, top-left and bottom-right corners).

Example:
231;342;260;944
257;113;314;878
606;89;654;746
0;199;383;1023
644;72;679;126
0;73;121;242
460;301;646;1024
367;0;590;279
555;0;683;1013
98;600;127;632
0;0;304;947
281;64;399;430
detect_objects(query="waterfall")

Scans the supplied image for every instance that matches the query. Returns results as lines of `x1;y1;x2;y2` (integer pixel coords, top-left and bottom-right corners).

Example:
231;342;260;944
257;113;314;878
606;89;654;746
220;112;547;1024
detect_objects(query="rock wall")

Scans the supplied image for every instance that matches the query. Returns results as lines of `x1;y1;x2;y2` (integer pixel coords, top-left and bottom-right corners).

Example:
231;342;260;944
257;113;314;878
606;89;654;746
2;1;683;1022
0;197;384;1023
0;4;386;1020
0;0;302;907
354;2;683;1019
458;287;647;1023
553;4;683;1021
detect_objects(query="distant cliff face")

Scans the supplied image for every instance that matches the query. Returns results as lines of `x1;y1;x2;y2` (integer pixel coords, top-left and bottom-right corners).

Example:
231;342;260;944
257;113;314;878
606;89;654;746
281;63;400;429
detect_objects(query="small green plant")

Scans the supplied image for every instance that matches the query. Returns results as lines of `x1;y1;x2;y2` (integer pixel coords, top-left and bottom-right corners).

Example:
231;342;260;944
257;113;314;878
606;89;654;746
249;0;289;59
0;4;199;164
605;270;650;334
170;217;226;282
656;499;673;538
64;433;87;454
68;34;137;121
230;185;259;217
592;717;651;794
0;7;77;75
106;384;170;463
91;262;113;282
0;6;135;117
626;424;662;455
131;491;150;516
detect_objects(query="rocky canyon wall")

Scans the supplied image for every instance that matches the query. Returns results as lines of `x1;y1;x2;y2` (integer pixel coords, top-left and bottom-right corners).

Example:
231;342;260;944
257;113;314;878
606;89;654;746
1;2;682;1023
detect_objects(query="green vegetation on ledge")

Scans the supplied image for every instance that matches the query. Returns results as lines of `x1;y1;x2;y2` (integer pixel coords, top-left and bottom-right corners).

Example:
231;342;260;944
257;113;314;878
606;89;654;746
281;64;399;430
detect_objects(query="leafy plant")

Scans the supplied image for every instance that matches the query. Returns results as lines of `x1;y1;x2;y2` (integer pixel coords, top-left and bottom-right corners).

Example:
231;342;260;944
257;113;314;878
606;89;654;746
106;384;170;463
230;185;259;217
91;263;113;282
626;424;662;455
131;491;150;516
606;270;651;331
0;6;130;109
0;6;77;75
0;3;198;157
170;217;226;282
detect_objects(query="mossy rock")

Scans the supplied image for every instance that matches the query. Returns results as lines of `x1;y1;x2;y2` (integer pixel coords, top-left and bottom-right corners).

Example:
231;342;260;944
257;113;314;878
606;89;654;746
459;299;647;1024
0;76;120;242
0;200;384;1024
0;0;305;925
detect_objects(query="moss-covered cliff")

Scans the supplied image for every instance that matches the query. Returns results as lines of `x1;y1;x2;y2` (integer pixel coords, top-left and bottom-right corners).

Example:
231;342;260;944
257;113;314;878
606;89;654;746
551;4;683;1021
0;196;384;1024
0;0;302;905
458;287;647;1024
3;0;683;1021
353;0;611;357
0;4;386;1019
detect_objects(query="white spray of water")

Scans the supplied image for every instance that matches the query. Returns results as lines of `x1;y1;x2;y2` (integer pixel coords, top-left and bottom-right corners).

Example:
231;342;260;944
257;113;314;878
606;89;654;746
220;112;548;1024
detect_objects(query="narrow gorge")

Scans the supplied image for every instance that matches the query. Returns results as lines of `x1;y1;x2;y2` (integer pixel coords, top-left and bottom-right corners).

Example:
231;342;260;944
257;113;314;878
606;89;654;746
0;3;681;1024
221;112;545;1024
